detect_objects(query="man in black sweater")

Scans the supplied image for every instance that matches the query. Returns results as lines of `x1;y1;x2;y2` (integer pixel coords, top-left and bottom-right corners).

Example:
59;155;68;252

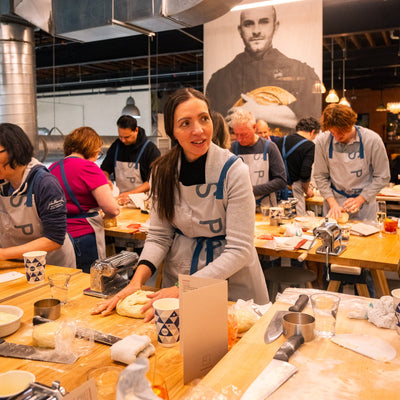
276;117;320;215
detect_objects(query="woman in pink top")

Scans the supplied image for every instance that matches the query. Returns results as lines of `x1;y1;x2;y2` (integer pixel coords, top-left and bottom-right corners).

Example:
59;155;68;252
50;127;120;272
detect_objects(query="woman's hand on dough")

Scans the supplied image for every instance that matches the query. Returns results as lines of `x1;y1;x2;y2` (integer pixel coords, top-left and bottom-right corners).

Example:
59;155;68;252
141;286;179;323
91;284;141;316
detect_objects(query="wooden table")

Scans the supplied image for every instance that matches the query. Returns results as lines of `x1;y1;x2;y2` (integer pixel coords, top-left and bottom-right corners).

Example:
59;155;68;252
201;287;400;400
2;278;400;399
0;272;190;400
104;206;149;241
0;261;82;302
255;218;400;297
105;208;399;297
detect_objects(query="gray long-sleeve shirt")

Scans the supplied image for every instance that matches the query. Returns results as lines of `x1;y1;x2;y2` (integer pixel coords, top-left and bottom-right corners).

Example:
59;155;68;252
313;126;390;204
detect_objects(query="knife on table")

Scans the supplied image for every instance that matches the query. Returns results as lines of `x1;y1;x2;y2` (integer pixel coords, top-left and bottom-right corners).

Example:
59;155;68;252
264;294;309;344
0;338;78;364
241;334;304;399
33;316;122;346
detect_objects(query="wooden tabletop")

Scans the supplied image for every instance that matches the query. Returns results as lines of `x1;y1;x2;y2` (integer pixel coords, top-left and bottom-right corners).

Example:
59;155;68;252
104;206;149;240
2;277;400;399
0;272;190;400
0;261;82;303
201;288;400;400
105;208;399;296
255;217;400;297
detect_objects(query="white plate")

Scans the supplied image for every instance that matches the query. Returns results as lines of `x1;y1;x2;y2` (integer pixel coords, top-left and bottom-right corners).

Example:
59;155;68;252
0;370;35;398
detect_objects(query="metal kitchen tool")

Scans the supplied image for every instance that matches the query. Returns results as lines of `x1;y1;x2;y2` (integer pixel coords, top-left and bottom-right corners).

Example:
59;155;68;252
264;294;309;344
282;312;315;342
83;251;139;298
0;338;78;364
280;198;298;220
33;316;122;346
11;381;66;400
241;334;304;400
313;219;346;256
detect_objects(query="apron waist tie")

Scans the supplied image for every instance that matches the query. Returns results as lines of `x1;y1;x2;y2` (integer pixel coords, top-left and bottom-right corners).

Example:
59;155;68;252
67;211;99;219
330;183;359;198
175;229;225;275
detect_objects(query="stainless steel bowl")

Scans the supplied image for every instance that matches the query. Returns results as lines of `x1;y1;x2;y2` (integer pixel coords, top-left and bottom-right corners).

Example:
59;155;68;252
33;298;61;320
283;312;315;342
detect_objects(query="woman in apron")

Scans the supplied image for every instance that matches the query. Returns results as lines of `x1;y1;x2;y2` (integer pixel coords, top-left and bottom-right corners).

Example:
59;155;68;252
50;127;120;273
92;88;269;319
0;123;76;268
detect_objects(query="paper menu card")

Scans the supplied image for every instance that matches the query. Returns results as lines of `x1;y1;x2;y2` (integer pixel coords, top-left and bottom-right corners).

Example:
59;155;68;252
128;193;148;209
179;274;228;384
350;223;379;236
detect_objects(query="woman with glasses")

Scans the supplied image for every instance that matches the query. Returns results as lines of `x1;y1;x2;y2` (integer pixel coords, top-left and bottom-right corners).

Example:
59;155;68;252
50;127;120;272
0;123;76;267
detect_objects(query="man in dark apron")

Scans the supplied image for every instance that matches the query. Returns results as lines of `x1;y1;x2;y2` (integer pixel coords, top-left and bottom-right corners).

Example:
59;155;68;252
101;115;161;205
276;117;321;215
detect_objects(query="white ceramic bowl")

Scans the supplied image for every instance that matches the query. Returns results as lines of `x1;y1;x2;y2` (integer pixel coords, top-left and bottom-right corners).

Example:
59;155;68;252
0;305;24;337
0;370;35;398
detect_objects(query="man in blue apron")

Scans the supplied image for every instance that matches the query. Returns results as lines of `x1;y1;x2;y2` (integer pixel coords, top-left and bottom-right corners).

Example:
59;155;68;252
0;123;76;268
276;117;321;215
101;115;161;205
314;104;390;221
229;109;286;208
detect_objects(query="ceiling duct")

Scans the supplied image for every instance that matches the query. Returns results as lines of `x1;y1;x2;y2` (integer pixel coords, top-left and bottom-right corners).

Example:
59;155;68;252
13;0;242;42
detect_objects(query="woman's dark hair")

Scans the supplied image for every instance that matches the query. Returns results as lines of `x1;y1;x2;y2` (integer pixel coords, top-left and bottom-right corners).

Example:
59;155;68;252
64;126;103;159
211;110;231;149
150;88;211;222
0;123;33;168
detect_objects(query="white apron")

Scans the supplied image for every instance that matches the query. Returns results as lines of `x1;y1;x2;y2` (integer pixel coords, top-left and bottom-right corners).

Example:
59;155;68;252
324;126;375;220
50;159;106;260
162;155;268;304
0;169;76;268
114;141;150;192
233;140;276;207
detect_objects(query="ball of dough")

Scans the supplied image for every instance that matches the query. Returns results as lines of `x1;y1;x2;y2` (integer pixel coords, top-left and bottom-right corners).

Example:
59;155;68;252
103;217;117;228
32;321;61;348
337;212;349;224
116;290;153;318
234;308;258;333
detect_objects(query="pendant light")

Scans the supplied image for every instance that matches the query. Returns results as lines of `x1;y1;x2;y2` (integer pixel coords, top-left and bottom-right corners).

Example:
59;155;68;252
122;59;141;118
326;38;339;103
376;89;387;112
338;44;350;107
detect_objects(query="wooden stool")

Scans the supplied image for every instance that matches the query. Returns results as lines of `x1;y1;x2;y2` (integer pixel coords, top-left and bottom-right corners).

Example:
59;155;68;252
263;266;316;302
327;264;370;297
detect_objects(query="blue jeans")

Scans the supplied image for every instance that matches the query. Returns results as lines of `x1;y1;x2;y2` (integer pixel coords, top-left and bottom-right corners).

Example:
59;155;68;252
72;233;99;273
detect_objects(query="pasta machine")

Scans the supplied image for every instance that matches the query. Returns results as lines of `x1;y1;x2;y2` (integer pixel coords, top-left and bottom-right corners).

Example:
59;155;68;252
83;251;139;298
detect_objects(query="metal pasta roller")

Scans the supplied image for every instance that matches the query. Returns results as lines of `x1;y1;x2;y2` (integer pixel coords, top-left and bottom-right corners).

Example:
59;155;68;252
83;251;139;298
10;381;66;400
313;218;346;256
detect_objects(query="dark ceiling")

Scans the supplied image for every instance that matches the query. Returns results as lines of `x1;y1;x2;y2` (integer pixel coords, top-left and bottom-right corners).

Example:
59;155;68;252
34;0;400;96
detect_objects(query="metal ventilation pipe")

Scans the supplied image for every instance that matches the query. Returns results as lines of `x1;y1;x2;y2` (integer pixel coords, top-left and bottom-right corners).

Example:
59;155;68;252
0;19;38;149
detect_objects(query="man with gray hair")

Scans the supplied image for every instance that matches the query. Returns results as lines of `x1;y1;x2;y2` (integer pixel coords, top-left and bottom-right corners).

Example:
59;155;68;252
229;109;286;208
206;6;320;133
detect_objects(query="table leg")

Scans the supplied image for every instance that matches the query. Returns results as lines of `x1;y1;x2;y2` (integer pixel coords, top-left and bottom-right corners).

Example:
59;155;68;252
370;269;390;297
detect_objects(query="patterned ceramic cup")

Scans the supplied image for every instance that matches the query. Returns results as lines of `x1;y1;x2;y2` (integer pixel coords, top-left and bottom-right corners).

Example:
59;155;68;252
23;251;47;284
391;288;400;335
153;298;179;347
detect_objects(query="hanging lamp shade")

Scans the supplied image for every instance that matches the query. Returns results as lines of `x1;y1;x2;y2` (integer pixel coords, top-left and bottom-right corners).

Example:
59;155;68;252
339;96;351;107
387;102;400;114
326;38;338;103
326;89;339;103
376;89;387;111
121;96;141;118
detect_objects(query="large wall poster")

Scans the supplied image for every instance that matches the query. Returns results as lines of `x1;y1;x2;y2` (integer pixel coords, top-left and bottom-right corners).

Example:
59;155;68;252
204;0;323;135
